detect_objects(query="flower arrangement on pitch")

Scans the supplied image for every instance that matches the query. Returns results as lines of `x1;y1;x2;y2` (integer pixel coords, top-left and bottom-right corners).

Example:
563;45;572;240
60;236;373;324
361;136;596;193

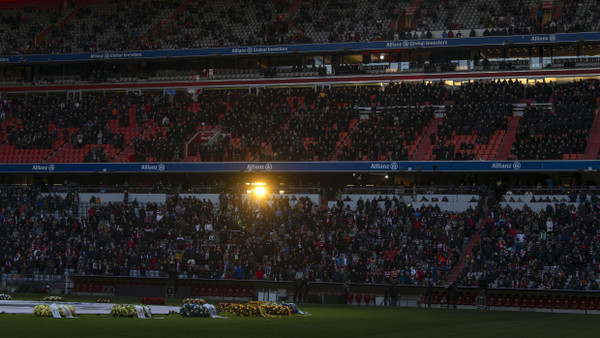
33;304;76;317
43;296;64;302
231;302;265;317
0;294;12;300
260;302;296;315
109;304;138;317
182;298;207;305
179;303;211;317
141;297;166;305
218;301;302;317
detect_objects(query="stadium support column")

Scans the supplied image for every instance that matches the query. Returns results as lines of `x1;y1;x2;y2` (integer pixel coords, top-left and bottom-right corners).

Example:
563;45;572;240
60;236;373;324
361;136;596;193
64;271;69;295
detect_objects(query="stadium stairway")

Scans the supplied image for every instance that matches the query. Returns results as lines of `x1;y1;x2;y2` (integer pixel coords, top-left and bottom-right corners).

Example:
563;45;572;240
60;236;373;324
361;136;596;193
552;5;564;21
410;117;441;161
445;208;488;285
408;0;422;28
112;120;158;162
285;0;303;29
330;119;360;160
495;116;521;160
0;116;16;144
31;6;79;51
257;96;302;160
445;232;480;285
146;0;192;40
391;0;420;31
583;102;600;159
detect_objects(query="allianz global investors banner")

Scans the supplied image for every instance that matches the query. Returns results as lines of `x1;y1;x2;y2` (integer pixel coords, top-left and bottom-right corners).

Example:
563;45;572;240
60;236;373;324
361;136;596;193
1;32;598;63
0;160;596;173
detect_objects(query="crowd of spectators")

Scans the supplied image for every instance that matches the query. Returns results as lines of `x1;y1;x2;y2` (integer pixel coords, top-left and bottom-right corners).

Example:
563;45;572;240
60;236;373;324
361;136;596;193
3;178;600;292
5;93;130;161
345;106;434;161
511;80;599;160
1;0;600;55
413;0;600;38
30;0;181;54
156;0;275;49
0;184;476;287
190;88;292;162
457;191;600;291
1;91;208;162
130;92;201;162
269;100;357;161
209;82;448;162
416;0;540;35
2;79;598;163
5;182;600;291
0;5;69;55
543;0;600;34
432;80;519;160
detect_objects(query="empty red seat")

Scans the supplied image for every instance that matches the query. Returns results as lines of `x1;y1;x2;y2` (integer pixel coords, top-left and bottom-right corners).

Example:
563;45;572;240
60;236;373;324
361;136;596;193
536;295;546;308
586;297;598;311
509;295;520;307
432;292;442;304
488;293;500;307
463;294;475;305
526;295;537;308
574;297;586;310
553;296;563;309
500;295;511;307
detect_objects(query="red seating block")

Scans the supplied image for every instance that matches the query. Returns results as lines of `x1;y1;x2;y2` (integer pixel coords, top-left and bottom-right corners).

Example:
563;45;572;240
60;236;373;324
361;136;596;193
536;295;546;308
432;292;442;304
586;297;598;310
488;293;500;307
553;296;563;309
509;295;520;307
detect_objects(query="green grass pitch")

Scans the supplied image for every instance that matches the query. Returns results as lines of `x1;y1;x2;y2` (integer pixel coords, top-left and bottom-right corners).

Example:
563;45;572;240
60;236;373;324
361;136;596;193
1;295;600;338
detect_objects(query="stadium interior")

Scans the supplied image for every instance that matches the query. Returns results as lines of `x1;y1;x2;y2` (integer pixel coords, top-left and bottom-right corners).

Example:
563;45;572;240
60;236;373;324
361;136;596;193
2;0;600;311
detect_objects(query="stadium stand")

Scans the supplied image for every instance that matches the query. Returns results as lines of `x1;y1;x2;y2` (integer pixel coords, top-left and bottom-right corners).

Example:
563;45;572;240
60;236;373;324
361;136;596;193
3;182;600;293
510;80;599;160
0;184;477;287
457;188;600;291
0;5;71;55
2;0;600;309
1;79;600;163
0;0;597;55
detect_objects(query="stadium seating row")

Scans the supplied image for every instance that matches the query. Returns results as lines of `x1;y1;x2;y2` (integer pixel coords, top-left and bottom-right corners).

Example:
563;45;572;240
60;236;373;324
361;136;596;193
0;0;597;55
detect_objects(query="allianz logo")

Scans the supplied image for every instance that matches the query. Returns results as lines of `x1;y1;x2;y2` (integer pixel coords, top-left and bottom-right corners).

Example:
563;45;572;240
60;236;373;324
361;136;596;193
530;35;556;42
370;163;399;170
491;161;521;170
32;164;55;171
245;163;273;171
140;163;165;171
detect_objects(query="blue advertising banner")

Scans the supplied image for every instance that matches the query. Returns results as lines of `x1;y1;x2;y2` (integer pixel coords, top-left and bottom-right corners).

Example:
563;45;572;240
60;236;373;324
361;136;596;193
0;32;597;64
1;160;598;173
